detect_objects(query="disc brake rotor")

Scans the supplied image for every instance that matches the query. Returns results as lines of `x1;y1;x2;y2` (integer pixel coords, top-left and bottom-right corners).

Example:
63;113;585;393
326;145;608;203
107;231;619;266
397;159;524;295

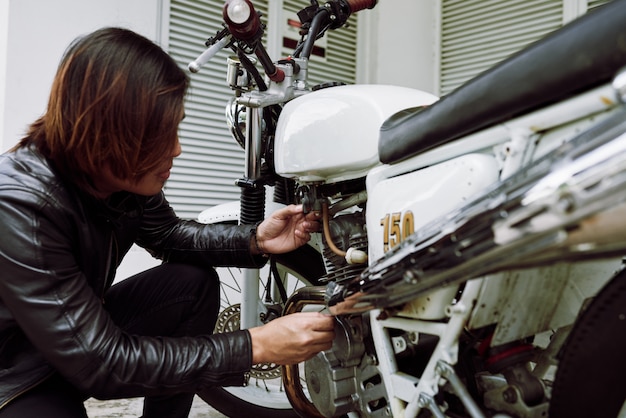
214;304;282;379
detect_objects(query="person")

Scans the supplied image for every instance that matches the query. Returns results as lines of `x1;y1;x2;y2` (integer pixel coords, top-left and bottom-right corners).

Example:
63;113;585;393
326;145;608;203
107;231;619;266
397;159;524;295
0;27;335;417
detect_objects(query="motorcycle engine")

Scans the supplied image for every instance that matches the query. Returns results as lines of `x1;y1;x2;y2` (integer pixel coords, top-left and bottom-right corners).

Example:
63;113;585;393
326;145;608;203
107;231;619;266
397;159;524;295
321;211;368;283
304;210;391;417
304;314;391;418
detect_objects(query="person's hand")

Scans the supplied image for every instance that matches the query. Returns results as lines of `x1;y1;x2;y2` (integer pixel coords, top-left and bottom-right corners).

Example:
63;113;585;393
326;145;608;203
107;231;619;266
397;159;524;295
253;204;321;255
248;312;335;365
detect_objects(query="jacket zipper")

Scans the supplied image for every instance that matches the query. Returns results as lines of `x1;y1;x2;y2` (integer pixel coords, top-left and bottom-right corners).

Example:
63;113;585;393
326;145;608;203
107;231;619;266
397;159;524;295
0;371;54;410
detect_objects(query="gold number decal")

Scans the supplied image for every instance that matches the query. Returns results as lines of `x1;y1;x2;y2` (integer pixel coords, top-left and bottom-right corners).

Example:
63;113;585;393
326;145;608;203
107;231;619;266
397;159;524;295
380;211;415;252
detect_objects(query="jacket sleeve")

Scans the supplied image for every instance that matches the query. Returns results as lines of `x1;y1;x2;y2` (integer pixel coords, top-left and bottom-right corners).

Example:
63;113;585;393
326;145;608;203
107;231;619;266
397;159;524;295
0;186;253;399
135;192;267;268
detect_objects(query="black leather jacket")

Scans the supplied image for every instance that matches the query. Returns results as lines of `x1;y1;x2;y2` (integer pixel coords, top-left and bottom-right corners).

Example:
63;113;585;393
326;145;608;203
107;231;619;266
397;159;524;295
0;144;265;408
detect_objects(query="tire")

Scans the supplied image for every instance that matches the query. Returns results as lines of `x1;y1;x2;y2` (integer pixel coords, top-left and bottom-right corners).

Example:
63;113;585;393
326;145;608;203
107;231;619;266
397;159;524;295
199;244;326;418
549;267;626;418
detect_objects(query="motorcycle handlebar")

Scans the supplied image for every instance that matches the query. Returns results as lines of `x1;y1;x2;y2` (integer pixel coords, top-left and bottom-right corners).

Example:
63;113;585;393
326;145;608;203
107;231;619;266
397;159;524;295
188;35;232;73
298;0;376;58
219;0;377;76
345;0;377;13
223;0;377;43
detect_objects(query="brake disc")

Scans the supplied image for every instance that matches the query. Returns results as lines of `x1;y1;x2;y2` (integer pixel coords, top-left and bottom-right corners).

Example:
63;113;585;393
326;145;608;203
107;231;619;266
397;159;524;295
214;304;282;379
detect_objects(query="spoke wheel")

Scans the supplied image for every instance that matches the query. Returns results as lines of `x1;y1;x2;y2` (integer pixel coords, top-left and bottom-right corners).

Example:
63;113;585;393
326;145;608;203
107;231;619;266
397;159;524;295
199;245;325;418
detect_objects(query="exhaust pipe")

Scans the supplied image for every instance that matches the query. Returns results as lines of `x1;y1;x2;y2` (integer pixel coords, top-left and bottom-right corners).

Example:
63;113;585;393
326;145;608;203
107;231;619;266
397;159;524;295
281;286;327;418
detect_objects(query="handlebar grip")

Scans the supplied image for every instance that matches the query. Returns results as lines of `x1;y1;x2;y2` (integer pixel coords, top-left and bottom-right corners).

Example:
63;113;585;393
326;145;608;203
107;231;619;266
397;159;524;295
188;36;231;73
223;0;262;41
345;0;377;13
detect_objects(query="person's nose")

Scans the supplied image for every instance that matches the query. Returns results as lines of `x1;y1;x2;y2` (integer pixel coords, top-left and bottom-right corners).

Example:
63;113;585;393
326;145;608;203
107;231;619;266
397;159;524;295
172;137;182;158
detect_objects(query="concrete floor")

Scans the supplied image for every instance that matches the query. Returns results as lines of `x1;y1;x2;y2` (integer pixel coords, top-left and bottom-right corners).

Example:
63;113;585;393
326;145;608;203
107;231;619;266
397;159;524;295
84;395;228;418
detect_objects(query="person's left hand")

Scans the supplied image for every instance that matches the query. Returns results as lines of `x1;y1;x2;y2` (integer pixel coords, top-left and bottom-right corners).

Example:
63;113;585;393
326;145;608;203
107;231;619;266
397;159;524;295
254;204;321;255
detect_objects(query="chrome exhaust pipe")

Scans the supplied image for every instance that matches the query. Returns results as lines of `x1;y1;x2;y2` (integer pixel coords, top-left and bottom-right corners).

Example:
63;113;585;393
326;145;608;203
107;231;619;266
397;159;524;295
281;285;327;418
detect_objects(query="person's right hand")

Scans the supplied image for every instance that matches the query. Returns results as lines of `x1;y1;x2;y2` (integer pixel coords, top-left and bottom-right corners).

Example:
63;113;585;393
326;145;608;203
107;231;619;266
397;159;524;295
247;312;335;365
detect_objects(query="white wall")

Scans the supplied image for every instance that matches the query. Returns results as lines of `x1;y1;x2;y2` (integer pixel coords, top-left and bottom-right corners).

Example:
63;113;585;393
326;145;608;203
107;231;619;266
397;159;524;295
0;0;164;153
359;0;438;95
0;1;8;147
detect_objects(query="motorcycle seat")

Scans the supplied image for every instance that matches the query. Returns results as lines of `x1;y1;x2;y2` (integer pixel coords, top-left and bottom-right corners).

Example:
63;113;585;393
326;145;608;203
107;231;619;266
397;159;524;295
379;0;626;165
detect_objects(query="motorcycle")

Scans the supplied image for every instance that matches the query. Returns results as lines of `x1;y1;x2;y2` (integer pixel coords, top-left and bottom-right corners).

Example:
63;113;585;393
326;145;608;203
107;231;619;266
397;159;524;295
189;0;626;416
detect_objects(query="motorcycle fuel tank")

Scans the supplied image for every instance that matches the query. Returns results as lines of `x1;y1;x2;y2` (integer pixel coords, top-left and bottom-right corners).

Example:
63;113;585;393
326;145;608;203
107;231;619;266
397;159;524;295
274;84;437;183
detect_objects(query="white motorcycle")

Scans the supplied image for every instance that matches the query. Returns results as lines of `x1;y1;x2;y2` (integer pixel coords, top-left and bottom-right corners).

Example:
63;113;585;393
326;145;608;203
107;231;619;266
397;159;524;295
190;0;626;417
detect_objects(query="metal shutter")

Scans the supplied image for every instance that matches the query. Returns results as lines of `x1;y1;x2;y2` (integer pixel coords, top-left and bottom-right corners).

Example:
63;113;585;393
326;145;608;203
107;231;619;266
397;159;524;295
166;0;357;219
439;0;563;96
165;0;249;219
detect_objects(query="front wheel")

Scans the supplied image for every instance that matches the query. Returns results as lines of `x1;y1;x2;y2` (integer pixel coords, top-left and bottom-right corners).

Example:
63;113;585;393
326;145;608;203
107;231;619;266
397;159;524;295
199;245;326;418
549;267;626;418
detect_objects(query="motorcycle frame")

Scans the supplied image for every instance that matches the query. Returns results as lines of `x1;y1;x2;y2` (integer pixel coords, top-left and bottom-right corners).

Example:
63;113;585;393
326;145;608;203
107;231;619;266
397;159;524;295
200;73;625;417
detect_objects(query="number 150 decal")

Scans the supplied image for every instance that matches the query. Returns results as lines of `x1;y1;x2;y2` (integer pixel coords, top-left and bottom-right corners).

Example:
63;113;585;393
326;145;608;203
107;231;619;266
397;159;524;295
380;211;415;253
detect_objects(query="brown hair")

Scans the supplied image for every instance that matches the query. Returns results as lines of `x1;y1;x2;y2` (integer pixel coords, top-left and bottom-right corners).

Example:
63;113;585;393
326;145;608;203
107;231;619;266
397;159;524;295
21;27;189;194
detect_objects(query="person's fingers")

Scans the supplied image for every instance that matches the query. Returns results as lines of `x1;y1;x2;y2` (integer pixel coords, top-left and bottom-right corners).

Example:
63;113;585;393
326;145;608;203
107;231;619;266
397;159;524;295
310;335;334;350
291;204;304;214
251;313;336;364
297;312;335;329
294;230;310;241
302;219;321;232
313;317;335;332
305;209;321;219
279;204;303;219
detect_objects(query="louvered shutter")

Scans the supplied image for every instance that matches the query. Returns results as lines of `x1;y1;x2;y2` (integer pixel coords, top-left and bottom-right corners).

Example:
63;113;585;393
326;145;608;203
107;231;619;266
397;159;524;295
439;0;563;96
166;0;357;219
165;0;248;219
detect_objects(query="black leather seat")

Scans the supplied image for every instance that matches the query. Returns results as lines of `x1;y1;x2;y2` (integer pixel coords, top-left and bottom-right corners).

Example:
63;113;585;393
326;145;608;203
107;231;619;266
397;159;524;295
379;0;626;164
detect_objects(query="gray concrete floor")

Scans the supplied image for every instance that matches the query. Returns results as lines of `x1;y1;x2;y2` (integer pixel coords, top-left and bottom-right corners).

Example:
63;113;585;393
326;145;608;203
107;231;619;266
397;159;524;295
84;395;228;417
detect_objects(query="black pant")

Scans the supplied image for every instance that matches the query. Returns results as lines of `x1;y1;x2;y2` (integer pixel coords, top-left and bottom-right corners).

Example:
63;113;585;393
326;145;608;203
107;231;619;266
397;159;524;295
0;263;220;418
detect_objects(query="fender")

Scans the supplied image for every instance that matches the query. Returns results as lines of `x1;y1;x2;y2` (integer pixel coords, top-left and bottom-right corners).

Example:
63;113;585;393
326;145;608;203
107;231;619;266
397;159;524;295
197;200;242;224
197;199;289;224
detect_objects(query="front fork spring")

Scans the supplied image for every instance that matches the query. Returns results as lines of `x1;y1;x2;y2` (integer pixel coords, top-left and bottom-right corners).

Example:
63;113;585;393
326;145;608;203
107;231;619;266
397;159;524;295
240;186;265;225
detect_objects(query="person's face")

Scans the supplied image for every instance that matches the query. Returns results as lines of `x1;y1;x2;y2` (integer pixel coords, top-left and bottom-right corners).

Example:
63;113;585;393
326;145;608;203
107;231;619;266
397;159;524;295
94;137;182;198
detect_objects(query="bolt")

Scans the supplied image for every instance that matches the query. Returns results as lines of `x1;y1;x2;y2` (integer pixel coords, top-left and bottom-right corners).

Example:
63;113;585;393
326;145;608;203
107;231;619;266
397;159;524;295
403;270;418;284
365;354;378;365
502;387;518;404
556;194;575;213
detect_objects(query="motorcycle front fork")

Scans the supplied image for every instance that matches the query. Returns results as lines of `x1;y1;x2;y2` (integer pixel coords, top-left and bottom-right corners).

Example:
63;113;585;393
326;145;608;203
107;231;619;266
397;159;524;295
240;269;261;329
239;105;266;330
